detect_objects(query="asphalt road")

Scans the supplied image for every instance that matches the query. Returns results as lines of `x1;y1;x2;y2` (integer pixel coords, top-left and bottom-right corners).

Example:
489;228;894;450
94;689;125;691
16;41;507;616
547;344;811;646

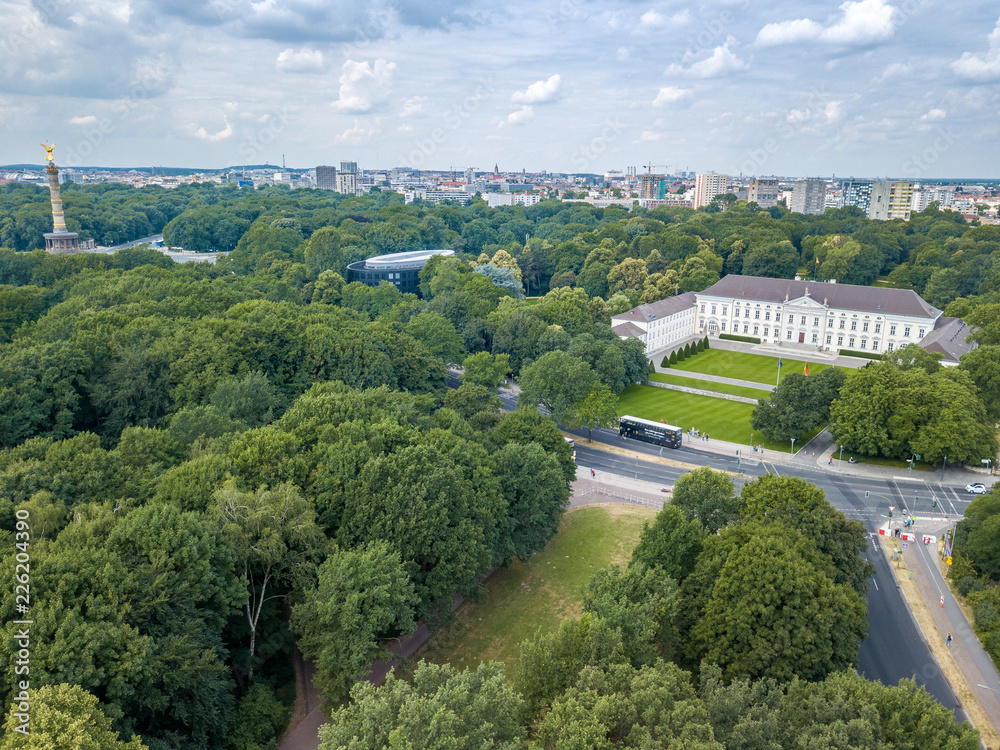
575;436;970;720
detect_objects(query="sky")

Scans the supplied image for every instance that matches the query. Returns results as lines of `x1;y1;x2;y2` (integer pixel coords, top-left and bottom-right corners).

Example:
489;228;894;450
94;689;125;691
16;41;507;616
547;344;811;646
1;0;998;177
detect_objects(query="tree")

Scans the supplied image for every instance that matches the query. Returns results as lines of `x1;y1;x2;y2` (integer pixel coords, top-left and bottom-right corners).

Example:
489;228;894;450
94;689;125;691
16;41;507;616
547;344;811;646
536;662;719;750
565;382;619;442
210;481;327;681
660;354;670;368
209;370;286;428
692;525;867;682
462;351;510;392
318;661;524;750
671;467;738;533
405;311;464;363
960;345;1000;423
751;368;846;443
739;473;873;595
582;564;679;665
607;257;648;294
492;441;570;564
629;504;705;584
291;541;417;703
0;684;148;750
518;351;596;423
474;264;524;298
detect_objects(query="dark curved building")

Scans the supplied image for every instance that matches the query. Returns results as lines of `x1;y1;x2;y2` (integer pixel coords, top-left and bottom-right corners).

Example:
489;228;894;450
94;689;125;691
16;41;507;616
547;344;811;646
346;249;455;296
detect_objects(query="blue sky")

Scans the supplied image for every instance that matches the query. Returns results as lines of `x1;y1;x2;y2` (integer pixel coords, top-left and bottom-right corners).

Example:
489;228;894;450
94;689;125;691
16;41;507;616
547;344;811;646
1;0;998;176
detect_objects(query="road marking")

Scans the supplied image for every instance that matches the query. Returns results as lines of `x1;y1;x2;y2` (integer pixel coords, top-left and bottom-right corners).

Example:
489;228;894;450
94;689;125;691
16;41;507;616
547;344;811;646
873;578;878;591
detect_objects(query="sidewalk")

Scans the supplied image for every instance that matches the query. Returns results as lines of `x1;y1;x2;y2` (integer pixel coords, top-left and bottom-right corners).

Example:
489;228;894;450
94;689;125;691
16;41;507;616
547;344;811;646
881;519;1000;746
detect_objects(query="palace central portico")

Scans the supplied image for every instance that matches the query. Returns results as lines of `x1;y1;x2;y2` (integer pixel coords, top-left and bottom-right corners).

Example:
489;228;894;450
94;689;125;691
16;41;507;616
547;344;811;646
612;274;975;365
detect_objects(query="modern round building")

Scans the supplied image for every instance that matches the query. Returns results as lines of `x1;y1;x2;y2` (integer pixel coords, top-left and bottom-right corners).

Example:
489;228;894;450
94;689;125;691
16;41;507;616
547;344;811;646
346;248;455;296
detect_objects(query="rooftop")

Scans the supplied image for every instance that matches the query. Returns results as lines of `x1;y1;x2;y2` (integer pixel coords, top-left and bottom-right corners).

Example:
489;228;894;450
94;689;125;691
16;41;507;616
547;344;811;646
359;248;455;269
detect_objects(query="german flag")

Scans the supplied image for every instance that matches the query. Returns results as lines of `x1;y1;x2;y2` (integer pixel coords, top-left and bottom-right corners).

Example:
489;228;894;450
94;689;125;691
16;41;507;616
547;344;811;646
804;363;811;376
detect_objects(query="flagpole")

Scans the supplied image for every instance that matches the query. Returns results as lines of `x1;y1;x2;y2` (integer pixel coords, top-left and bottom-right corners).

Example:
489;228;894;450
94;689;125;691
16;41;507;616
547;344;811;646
776;358;781;386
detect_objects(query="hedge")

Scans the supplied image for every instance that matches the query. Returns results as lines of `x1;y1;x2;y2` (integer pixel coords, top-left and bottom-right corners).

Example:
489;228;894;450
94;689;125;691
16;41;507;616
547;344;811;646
719;334;761;344
838;349;883;360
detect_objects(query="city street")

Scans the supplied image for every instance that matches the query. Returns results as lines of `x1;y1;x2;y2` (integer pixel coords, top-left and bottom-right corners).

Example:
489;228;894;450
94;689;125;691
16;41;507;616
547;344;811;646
574;438;975;722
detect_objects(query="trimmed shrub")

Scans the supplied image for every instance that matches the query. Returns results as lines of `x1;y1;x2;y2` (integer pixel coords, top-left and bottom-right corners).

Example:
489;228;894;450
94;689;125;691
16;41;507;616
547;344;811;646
838;349;883;360
703;336;710;350
675;347;686;362
669;350;678;365
660;355;670;368
683;342;692;357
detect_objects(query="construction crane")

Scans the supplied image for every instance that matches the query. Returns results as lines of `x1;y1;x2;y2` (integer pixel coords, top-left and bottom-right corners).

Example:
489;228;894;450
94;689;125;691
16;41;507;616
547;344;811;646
642;162;671;174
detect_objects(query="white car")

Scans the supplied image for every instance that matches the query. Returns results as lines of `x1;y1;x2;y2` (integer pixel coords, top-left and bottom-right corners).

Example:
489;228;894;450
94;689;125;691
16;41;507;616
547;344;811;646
966;483;989;495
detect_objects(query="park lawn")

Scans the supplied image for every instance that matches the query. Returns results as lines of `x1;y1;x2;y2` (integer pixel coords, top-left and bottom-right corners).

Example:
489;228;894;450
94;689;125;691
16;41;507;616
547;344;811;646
617;384;821;453
671;349;832;385
414;505;655;671
846;454;934;472
648;372;771;400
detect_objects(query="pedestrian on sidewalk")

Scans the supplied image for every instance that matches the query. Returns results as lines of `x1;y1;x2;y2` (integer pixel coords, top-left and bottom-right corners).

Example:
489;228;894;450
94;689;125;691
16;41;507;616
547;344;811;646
946;633;953;647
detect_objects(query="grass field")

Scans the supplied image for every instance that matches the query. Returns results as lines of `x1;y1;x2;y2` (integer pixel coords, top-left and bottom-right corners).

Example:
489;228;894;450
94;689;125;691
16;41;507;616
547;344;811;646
618;384;822;452
670;349;832;385
647;372;771;400
415;505;656;670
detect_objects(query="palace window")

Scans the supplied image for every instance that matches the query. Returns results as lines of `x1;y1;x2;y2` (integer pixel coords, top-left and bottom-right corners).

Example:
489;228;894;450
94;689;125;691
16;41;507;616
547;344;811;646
850;321;857;331
787;330;793;340
918;328;925;338
812;333;818;343
904;326;911;337
755;310;760;319
839;320;845;329
849;337;856;347
889;324;896;335
863;321;869;332
837;335;844;346
814;317;820;326
875;323;881;334
765;311;771;321
826;334;832;345
753;326;759;335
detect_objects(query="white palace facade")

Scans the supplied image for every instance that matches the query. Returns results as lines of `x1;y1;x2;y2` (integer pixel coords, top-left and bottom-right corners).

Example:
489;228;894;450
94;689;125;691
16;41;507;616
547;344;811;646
611;275;975;365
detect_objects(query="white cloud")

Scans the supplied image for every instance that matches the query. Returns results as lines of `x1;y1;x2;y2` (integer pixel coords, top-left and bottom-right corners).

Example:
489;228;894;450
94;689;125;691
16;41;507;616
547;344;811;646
951;17;1000;81
69;115;98;125
920;108;947;121
276;47;324;73
503;105;535;126
652;86;690;105
334;119;378;144
822;0;895;44
333;59;397;113
756;0;896;47
616;47;631;61
639;130;662;141
667;42;748;78
756;18;823;46
399;96;428;117
639;9;689;28
193;116;233;142
511;74;561;104
877;62;911;82
824;101;843;121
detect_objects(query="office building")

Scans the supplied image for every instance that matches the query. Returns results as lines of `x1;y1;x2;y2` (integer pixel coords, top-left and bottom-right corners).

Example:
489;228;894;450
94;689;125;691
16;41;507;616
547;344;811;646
693;172;728;209
789;179;827;215
346;249;455;296
315;165;337;190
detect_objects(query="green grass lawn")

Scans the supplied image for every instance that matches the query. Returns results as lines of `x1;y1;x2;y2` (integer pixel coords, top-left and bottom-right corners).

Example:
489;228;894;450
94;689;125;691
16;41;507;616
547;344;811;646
670;349;832;385
647;372;771;400
414;505;656;671
618;384;822;452
841;453;934;472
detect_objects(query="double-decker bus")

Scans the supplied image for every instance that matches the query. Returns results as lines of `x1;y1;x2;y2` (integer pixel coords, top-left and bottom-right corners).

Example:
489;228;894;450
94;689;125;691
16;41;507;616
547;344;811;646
619;415;683;449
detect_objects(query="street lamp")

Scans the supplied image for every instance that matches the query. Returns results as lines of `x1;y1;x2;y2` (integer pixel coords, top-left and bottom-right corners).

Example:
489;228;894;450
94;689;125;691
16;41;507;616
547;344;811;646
838;445;844;471
983;458;993;475
790;437;796;456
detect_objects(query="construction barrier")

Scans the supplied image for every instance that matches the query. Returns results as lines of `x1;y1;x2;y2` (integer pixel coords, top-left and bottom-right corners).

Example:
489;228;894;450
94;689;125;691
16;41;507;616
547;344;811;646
922;534;937;545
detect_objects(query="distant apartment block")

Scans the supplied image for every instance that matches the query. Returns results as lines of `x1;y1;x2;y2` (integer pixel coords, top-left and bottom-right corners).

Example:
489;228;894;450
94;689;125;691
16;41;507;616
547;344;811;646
638;173;666;199
693;172;728;209
746;177;780;208
789;179;827;215
404;188;471;205
912;185;955;212
486;193;542;208
869;180;913;221
315;165;337;190
840;180;874;215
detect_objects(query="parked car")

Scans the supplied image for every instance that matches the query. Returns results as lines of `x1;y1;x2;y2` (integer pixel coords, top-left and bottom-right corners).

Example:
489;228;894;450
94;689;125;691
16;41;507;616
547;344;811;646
966;483;988;495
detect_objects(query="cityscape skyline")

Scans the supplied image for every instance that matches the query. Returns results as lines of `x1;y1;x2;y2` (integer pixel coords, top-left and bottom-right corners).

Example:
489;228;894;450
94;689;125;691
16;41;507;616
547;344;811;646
2;2;999;176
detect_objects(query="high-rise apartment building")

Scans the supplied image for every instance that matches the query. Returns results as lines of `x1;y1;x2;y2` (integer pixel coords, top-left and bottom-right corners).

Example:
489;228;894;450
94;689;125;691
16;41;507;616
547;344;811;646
789;179;827;215
340;161;359;174
693;172;728;209
869;180;914;221
638;173;666;199
315;165;337;190
840;180;874;215
746;177;780;208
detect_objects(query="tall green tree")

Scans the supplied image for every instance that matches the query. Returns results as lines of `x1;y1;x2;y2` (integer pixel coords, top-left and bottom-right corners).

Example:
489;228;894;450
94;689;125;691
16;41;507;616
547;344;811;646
291;541;417;703
565;382;619;442
518;351;596;423
671;467;738;533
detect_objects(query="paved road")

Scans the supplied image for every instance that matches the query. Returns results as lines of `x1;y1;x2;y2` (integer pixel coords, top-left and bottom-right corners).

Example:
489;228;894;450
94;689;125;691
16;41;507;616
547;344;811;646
576;440;970;721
